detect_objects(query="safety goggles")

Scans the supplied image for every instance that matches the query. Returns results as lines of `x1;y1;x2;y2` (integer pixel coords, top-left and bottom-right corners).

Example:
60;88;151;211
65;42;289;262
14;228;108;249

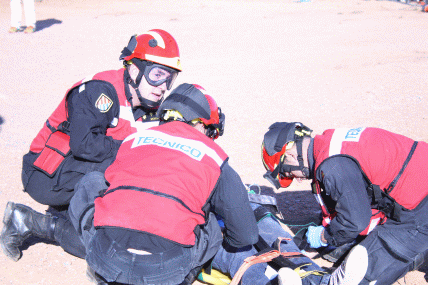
144;64;179;90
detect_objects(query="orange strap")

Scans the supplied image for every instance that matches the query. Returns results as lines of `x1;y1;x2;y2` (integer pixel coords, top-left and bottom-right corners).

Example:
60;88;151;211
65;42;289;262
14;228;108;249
229;237;302;285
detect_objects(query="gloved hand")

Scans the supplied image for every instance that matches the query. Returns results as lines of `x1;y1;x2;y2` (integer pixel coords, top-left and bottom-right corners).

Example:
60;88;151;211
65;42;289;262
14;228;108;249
306;226;328;248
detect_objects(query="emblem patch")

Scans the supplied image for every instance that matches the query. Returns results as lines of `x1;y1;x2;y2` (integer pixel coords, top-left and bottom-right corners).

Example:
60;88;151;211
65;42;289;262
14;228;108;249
95;93;113;113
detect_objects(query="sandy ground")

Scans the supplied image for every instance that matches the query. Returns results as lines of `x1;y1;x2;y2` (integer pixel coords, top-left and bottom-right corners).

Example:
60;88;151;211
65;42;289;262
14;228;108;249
0;0;427;284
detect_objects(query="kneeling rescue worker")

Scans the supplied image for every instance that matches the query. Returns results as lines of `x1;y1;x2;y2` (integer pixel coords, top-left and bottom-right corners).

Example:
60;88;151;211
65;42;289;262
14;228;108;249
66;83;259;284
261;122;428;285
0;29;182;262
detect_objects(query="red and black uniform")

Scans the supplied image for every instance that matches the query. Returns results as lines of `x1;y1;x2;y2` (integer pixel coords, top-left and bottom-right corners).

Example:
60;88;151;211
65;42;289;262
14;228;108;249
308;127;428;284
82;121;257;284
22;68;159;207
93;121;258;249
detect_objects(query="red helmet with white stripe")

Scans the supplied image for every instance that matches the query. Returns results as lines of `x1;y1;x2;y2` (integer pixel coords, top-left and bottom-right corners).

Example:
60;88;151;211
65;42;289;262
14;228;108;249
120;29;181;71
120;29;181;110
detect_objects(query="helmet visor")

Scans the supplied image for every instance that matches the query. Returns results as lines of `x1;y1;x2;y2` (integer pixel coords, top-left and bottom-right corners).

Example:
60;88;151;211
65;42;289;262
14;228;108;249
263;168;294;189
262;143;294;189
144;64;179;90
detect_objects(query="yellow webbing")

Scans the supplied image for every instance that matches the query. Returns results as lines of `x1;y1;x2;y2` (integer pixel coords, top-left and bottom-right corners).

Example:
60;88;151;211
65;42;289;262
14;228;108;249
197;268;231;285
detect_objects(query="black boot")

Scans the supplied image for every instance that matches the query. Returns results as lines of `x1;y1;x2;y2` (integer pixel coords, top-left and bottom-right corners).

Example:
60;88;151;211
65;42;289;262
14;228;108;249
320;242;356;264
0;201;57;261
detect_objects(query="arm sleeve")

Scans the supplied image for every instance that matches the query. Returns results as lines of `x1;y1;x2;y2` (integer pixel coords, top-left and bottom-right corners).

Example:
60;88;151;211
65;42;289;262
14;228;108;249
210;161;259;248
317;156;372;246
67;81;121;162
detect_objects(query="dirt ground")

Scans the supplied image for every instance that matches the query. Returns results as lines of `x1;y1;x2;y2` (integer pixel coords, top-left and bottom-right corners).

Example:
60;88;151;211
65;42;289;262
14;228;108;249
0;0;427;284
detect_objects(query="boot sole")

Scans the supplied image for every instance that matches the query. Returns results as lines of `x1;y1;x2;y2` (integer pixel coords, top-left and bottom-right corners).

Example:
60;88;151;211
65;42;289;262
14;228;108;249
0;202;20;261
322;243;354;264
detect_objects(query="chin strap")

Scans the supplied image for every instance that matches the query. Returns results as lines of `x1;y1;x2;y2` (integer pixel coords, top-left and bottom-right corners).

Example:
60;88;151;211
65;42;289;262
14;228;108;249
136;94;161;110
125;60;161;110
296;138;310;178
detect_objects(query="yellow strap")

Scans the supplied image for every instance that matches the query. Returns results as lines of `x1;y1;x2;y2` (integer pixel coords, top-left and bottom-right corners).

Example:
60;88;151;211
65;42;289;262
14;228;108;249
295;263;328;278
197;263;326;284
198;269;231;285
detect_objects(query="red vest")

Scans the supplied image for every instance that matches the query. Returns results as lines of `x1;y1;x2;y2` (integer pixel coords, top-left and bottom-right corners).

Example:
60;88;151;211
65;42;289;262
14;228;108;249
313;127;428;234
94;121;228;246
29;69;156;153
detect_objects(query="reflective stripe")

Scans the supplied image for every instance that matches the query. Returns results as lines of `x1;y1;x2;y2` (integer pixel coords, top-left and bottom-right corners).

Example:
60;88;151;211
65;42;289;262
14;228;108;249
145;54;180;69
329;128;366;156
366;217;380;235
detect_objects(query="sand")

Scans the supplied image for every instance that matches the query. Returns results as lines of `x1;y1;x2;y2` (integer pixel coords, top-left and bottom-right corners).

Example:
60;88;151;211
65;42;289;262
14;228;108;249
0;0;427;284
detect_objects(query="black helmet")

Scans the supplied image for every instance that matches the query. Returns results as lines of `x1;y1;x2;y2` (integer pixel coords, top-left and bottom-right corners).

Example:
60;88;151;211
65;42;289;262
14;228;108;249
262;122;312;189
157;83;225;139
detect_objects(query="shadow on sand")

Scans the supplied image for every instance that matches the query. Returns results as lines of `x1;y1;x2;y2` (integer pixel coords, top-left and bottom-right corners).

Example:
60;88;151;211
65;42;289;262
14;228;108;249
34;18;63;32
247;183;321;229
0;116;4;134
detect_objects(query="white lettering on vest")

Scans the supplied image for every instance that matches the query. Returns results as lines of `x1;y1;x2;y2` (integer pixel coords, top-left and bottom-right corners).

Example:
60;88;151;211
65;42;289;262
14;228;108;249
124;130;222;165
329;127;366;156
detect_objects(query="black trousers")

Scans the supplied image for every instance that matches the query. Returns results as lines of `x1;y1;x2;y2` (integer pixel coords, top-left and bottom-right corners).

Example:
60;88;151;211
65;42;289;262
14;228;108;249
22;151;114;206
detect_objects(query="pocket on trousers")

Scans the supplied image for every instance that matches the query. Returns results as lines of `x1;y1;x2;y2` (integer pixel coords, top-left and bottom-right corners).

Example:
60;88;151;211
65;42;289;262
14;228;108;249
86;239;122;283
143;267;185;285
378;229;418;261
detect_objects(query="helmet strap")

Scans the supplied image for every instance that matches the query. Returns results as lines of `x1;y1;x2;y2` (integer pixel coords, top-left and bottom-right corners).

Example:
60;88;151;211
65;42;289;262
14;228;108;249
130;58;147;86
205;125;219;140
296;137;311;178
280;137;310;178
134;88;161;110
126;60;160;110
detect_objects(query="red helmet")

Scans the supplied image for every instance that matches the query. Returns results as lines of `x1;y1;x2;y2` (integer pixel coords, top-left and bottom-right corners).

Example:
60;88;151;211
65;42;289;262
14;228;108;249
195;85;225;139
261;122;312;189
157;83;225;139
193;85;218;125
120;29;181;71
261;143;293;188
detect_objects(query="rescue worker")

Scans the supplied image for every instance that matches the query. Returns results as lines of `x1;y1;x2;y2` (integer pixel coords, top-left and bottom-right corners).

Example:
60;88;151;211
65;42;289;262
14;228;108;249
67;83;259;284
0;29;181;262
24;29;181;208
261;122;428;284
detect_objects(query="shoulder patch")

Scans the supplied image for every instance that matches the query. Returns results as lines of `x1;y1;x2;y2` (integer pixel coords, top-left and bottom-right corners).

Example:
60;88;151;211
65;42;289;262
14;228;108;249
95;93;113;113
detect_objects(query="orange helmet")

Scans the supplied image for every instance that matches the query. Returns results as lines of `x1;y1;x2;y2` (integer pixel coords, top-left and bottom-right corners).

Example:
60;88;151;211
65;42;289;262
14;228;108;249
120;29;181;71
261;122;312;189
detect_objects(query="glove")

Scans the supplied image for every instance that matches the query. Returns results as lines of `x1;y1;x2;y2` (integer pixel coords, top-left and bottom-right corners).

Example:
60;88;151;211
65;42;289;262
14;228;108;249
305;226;328;249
